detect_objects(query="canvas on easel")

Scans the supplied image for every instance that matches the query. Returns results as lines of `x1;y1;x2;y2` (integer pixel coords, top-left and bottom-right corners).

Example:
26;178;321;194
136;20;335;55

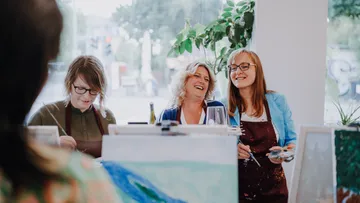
333;129;360;202
101;135;237;203
26;125;60;146
289;126;334;203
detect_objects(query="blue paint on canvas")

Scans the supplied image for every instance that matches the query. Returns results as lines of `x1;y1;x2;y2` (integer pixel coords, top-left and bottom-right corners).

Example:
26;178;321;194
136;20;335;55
101;161;237;203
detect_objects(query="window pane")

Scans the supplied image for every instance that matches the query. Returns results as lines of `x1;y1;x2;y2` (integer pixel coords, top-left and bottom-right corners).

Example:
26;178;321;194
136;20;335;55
29;0;224;124
325;0;360;125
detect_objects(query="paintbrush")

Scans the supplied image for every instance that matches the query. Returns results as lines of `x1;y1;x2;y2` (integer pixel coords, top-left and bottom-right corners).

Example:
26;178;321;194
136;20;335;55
43;102;68;136
42;103;85;153
237;138;261;167
236;123;261;167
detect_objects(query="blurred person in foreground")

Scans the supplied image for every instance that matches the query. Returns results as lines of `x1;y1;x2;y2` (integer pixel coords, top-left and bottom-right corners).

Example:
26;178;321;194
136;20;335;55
0;1;120;202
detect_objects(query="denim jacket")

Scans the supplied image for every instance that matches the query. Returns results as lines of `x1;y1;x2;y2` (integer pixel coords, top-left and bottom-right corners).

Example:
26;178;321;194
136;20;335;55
225;92;297;147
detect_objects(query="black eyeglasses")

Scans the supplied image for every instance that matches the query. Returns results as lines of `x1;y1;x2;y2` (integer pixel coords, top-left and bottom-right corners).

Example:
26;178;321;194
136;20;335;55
73;84;98;95
228;62;256;72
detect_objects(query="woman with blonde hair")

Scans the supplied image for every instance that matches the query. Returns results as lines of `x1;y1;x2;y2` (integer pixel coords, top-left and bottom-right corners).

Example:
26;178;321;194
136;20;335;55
158;61;225;124
226;48;296;202
29;55;116;158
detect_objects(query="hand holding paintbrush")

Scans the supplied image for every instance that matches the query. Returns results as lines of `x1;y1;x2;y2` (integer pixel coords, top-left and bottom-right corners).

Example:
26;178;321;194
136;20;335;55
232;124;261;167
237;138;261;167
43;103;77;150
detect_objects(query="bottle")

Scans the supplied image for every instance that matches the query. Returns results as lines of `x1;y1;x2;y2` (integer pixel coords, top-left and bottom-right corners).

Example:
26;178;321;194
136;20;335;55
149;102;156;124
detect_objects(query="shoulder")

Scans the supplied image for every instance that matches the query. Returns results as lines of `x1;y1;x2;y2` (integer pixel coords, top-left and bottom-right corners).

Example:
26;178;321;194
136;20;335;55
93;104;116;124
61;152;120;202
266;91;286;103
206;100;225;107
38;100;66;115
163;107;178;114
160;107;178;119
266;92;289;111
28;100;65;125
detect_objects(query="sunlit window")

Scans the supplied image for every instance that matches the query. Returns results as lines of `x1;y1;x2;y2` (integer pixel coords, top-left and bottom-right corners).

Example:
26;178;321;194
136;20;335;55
30;0;226;124
325;0;360;125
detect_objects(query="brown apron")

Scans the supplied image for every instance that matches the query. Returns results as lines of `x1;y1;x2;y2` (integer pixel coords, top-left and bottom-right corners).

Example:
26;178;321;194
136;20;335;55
238;100;288;203
175;104;207;124
65;104;104;158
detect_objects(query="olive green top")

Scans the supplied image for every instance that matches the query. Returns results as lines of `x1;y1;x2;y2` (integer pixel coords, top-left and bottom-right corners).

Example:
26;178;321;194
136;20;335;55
28;100;116;141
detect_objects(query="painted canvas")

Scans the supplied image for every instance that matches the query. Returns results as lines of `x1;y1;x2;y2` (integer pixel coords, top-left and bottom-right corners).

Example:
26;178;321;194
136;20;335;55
334;129;360;202
101;135;238;203
290;126;334;203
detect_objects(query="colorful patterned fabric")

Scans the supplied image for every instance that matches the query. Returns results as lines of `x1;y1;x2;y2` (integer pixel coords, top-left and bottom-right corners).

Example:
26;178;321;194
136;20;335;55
0;149;120;203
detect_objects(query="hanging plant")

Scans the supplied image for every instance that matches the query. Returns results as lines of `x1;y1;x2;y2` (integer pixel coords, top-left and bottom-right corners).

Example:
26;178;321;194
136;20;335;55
168;0;255;77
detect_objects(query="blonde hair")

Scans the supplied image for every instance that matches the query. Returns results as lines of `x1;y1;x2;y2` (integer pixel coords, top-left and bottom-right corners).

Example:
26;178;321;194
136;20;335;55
64;55;107;115
170;61;216;107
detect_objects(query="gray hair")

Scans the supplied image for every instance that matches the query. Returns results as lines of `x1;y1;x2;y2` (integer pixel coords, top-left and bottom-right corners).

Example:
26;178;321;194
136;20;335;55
169;61;216;107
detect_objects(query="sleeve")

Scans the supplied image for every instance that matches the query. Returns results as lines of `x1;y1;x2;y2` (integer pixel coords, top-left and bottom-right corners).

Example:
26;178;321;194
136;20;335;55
278;95;297;146
157;109;169;123
105;109;117;124
27;108;44;126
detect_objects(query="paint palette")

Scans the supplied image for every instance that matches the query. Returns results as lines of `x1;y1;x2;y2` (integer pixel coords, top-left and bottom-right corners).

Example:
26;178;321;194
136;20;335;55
268;148;295;162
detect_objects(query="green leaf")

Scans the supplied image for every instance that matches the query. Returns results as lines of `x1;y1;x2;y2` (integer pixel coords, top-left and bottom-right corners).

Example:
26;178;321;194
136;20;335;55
217;19;227;24
204;38;211;47
205;20;217;31
220;47;227;56
194;24;206;36
184;38;192;53
175;33;184;44
250;1;255;9
195;38;202;49
243;11;254;28
187;29;196;38
233;14;241;20
214;32;224;42
210;42;215;51
198;33;207;38
223;7;233;12
179;42;186;54
226;25;231;36
222;12;232;18
237;5;249;14
227;0;235;7
234;23;243;43
213;24;225;32
236;1;247;7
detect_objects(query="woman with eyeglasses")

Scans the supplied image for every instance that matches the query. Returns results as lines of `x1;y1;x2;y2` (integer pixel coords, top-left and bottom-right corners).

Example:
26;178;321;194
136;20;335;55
226;49;296;202
28;55;116;158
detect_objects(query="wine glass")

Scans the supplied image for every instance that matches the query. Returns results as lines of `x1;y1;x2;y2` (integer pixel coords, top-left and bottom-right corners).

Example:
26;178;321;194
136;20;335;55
206;106;227;125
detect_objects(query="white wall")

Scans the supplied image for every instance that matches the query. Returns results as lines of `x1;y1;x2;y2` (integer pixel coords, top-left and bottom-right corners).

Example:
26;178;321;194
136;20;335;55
253;0;328;191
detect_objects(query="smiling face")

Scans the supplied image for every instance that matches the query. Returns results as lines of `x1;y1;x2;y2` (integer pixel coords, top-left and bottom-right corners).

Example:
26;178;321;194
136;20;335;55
70;75;99;112
230;53;256;91
185;66;210;100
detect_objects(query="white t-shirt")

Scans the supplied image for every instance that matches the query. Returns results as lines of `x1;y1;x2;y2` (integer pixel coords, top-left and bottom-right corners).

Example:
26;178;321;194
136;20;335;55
181;108;206;124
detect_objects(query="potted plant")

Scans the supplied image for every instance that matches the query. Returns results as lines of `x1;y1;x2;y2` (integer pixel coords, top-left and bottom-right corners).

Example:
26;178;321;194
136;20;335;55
333;100;360;126
168;0;255;78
